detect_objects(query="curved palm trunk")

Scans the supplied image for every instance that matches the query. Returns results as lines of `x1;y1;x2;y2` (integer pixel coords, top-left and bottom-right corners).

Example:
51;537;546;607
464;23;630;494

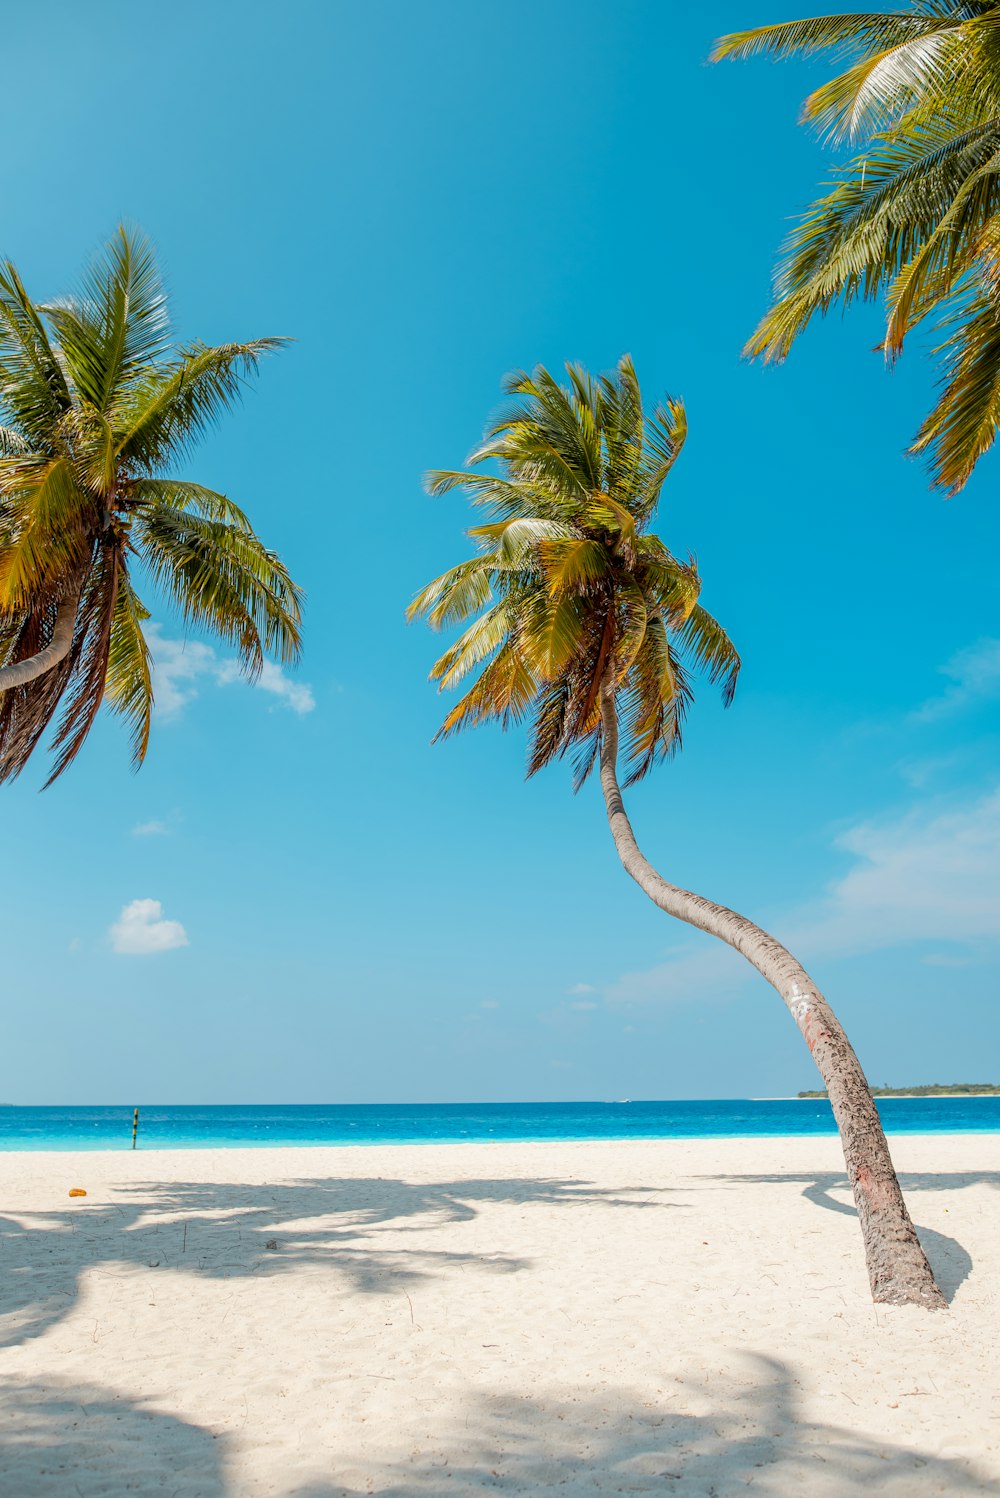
599;683;945;1309
0;592;79;691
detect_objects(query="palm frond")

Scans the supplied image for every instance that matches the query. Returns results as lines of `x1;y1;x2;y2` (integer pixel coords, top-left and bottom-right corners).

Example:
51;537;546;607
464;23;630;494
115;338;288;469
429;602;513;688
884;146;1000;350
911;286;1000;490
0;227;298;781
0;261;72;443
712;12;962;66
43;544;121;785
676;604;742;706
717;3;1000;488
802;30;968;142
127;477;251;527
613;581;648;679
598;354;644;507
745;113;1000;360
434;641;537;739
581;493;639;564
493;517;576;567
0;456;90;609
526;677;571;776
493;365;602;491
0;425;30;456
640;553;702;623
135;505;303;673
406;556;493;627
636;396;688;519
104;571;154;766
619;618;692;785
521;591;588;680
424;469;556;519
43;226;170;411
538;537;610;596
0;599;76;782
414;359;737;784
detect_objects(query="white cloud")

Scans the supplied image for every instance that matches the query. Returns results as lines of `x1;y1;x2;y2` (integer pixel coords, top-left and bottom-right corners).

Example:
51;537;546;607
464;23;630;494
567;982;596;995
896;750;967;790
791;788;1000;955
132;819;168;837
259;659;315;714
147;625;315;719
214;656;316;714
480;999;500;1010
608;943;747;1005
110;898;188;956
911;638;1000;723
607;786;1000;1005
147;628;216;716
569;1000;598;1011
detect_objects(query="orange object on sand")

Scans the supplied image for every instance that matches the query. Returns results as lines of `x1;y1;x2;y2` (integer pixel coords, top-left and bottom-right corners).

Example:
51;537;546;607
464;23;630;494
68;1188;87;1198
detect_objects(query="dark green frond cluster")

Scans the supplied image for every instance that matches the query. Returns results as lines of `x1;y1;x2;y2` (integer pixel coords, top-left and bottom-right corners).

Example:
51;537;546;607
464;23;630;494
410;358;740;788
715;1;1000;492
0;225;303;783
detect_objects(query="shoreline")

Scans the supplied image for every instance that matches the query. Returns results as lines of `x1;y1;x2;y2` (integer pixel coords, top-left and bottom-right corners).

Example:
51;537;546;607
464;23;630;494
1;1121;999;1156
795;1093;1000;1100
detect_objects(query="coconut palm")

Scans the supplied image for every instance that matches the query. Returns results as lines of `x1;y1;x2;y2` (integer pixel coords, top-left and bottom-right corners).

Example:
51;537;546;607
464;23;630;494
713;4;1000;493
410;356;945;1309
0;227;302;783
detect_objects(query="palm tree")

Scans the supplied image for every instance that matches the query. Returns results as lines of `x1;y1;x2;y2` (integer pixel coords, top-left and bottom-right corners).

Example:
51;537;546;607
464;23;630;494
410;357;945;1309
713;4;1000;493
0;227;302;783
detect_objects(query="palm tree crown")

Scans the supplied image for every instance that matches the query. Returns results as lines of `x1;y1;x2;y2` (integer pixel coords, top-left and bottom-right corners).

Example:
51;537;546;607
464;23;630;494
0;226;303;783
714;3;1000;492
409;357;740;787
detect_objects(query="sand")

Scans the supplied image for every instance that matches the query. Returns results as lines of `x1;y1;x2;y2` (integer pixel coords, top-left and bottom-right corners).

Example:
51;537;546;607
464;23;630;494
0;1133;997;1497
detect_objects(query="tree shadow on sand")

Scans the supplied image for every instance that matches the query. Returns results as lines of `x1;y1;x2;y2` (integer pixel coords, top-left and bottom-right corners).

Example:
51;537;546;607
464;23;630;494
1;1353;995;1497
0;1174;672;1348
0;1376;227;1497
707;1170;1000;1304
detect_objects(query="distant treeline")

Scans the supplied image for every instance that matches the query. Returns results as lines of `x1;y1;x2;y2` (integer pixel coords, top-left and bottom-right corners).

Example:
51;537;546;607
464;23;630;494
798;1084;1000;1099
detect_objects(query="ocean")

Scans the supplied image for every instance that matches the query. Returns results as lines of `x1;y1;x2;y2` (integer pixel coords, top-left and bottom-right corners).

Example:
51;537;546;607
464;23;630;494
0;1097;997;1151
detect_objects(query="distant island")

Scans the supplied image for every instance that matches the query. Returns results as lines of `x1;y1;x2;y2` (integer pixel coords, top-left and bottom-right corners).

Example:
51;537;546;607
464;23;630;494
798;1084;1000;1098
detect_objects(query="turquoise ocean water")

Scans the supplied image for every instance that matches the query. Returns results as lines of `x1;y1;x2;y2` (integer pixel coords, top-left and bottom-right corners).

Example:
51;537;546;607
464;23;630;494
0;1098;997;1151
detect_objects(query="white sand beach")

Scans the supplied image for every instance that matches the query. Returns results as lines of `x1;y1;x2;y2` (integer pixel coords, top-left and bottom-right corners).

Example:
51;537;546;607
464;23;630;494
0;1133;997;1497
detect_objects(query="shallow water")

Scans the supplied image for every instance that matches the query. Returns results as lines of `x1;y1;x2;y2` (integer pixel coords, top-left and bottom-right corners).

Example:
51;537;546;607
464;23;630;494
1;1097;997;1150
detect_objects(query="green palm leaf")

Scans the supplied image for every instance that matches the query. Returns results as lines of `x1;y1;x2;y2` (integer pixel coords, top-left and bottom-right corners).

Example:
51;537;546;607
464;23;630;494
911;287;1000;491
0;261;73;444
0;457;90;610
105;572;154;766
412;358;739;785
116;337;288;469
0;226;302;783
43;227;170;413
136;506;302;674
716;1;1000;489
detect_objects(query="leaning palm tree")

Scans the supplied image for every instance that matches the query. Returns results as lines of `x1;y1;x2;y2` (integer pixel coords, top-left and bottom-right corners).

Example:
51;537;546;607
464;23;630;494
713;4;1000;493
410;357;945;1309
0;227;302;783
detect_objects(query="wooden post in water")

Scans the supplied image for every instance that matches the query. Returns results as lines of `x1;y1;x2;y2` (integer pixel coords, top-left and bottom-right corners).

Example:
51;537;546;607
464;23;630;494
132;1107;139;1150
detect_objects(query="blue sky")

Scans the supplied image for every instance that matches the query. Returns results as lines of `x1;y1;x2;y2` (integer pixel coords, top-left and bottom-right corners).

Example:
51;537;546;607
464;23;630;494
4;1;999;1104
